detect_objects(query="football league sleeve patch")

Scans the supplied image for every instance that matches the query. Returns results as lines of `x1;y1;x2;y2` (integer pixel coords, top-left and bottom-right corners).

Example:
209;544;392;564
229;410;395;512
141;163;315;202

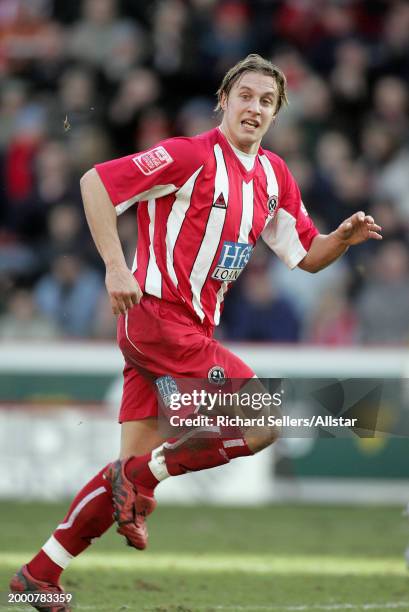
132;146;174;175
95;138;204;214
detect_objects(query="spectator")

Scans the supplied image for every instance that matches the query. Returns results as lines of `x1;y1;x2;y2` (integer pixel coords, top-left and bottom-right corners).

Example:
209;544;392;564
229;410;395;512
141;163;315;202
368;198;409;245
271;255;349;326
54;66;100;134
371;76;408;137
36;203;95;271
34;140;79;210
0;0;56;77
108;68;161;153
68;0;146;81
152;0;188;75
223;246;300;343
306;289;358;346
360;118;409;223
6;139;82;244
67;125;112;176
0;232;38;280
356;241;409;345
176;97;217;137
308;3;357;75
0;78;28;150
298;75;334;156
3;104;47;240
92;292;118;340
0;288;59;340
198;1;254;78
34;253;103;337
330;39;369;143
374;1;409;79
331;160;371;228
135;107;171;151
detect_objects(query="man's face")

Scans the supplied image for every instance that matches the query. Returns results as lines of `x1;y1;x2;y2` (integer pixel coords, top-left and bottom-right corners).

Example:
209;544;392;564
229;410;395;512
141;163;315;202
220;71;278;154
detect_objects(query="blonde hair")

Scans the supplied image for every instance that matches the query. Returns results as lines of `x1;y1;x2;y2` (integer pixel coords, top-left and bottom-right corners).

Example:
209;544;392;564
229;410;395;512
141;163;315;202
215;53;288;115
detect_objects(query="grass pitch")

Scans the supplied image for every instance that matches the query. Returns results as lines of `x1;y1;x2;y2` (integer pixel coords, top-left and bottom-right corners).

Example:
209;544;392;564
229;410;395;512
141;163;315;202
0;502;408;611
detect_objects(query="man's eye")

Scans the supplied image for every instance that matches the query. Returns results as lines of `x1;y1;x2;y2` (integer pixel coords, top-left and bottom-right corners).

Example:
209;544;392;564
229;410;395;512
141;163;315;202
240;94;250;100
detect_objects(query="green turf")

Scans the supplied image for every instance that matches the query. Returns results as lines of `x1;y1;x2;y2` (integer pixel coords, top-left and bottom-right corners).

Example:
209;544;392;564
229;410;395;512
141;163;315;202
0;501;408;611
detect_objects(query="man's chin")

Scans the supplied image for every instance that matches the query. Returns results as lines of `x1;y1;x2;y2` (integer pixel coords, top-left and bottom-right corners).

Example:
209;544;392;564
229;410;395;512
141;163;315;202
236;132;259;151
239;125;258;136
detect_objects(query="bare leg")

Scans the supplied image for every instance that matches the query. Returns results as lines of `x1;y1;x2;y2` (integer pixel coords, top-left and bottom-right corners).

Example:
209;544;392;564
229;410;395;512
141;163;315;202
120;418;167;457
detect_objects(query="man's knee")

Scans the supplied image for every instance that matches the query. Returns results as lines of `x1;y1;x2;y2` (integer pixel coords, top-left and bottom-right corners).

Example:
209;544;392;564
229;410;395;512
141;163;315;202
120;418;166;458
233;379;281;453
245;423;280;453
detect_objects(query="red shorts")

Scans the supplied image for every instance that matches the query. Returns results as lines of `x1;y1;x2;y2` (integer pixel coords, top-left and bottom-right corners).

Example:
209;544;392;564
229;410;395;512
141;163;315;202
117;295;254;422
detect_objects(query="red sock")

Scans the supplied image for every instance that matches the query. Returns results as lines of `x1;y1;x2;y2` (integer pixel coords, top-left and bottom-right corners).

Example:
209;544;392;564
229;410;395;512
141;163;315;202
221;433;253;460
27;550;62;585
125;456;159;496
28;466;114;584
125;431;253;493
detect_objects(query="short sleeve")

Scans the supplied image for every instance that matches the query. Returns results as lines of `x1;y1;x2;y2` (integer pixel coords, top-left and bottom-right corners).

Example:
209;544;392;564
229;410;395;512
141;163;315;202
95;138;205;215
262;160;319;269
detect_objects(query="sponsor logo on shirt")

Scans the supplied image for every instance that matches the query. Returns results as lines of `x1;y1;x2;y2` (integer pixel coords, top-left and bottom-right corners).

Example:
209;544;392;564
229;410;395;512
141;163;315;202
133;146;174;175
211;241;253;282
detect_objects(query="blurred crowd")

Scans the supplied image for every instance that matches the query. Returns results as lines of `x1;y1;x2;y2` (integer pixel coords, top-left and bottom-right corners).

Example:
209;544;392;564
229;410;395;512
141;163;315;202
0;0;408;345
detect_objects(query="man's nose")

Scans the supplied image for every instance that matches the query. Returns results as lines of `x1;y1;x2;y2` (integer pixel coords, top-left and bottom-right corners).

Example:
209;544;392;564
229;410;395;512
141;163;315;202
248;98;261;113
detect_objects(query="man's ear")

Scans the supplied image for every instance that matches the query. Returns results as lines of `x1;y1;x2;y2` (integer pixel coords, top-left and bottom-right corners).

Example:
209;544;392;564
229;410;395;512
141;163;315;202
220;92;227;111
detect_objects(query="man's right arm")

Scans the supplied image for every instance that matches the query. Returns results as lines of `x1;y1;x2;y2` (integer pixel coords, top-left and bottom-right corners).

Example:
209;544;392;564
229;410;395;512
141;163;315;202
80;168;142;315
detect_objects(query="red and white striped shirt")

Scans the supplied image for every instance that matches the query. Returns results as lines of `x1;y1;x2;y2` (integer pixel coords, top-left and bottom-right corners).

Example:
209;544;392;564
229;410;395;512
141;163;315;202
95;127;318;327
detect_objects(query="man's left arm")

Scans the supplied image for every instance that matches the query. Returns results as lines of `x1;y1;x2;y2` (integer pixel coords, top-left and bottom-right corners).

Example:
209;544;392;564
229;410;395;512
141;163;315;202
298;211;382;273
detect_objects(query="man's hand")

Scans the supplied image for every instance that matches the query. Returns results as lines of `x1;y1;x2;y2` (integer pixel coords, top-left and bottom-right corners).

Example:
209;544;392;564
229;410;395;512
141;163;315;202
105;264;143;315
335;211;382;246
299;211;382;273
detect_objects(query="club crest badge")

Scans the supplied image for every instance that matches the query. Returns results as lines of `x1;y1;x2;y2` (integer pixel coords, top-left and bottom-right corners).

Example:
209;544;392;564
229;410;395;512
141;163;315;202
267;195;278;218
208;365;226;386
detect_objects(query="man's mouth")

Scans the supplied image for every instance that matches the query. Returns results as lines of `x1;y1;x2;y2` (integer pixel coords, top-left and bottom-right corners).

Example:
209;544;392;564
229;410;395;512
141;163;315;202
241;119;259;128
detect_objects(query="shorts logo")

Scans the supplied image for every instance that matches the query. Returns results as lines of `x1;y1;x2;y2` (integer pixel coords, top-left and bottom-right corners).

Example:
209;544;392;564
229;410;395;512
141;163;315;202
155;375;179;408
211;241;253;282
267;195;278;217
133;146;174;175
208;365;226;385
